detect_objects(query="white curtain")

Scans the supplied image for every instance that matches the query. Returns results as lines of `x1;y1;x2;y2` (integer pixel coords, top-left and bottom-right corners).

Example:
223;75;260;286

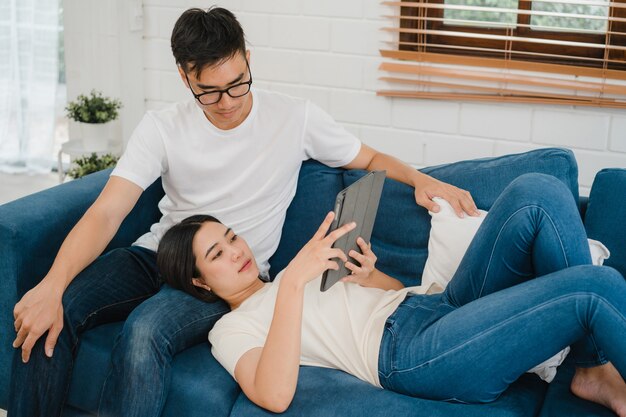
0;0;60;174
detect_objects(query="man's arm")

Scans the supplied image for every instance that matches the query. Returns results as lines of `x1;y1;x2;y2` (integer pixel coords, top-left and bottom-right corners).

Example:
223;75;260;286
343;143;479;218
12;176;143;362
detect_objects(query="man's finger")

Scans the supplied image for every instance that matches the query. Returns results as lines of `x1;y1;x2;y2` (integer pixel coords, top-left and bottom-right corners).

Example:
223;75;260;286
13;304;22;320
417;194;440;213
45;322;63;358
21;334;38;363
448;197;466;218
461;194;480;216
14;317;23;333
13;327;29;349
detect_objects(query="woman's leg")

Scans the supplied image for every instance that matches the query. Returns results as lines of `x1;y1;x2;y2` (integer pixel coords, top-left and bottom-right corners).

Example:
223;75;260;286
445;172;591;305
444;173;606;367
379;266;626;405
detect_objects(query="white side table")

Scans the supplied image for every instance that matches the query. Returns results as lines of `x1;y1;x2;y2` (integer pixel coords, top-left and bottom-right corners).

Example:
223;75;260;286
57;140;122;183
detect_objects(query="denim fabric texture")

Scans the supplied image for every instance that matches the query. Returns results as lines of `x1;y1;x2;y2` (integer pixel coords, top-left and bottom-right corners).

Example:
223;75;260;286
8;244;232;417
1;148;624;417
378;174;626;403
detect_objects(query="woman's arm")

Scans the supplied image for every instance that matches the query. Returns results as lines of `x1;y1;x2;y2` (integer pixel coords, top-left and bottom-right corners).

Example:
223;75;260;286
233;212;354;413
234;278;305;413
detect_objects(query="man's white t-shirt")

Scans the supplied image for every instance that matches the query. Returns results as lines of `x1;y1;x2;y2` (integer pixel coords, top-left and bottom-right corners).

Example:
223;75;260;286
112;88;361;275
209;273;436;387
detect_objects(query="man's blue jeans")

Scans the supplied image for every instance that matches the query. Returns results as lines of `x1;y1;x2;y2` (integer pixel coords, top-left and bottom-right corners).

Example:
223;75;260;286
8;246;230;417
378;173;626;403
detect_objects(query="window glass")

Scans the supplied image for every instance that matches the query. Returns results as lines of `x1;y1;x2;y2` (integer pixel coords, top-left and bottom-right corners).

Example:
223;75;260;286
530;0;609;33
443;0;519;28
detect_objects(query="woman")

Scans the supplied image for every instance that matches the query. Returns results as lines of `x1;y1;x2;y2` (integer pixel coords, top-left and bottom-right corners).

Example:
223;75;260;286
157;173;626;415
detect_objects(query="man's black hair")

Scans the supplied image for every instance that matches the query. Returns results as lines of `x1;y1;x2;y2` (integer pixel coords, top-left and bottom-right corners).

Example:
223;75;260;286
171;7;246;78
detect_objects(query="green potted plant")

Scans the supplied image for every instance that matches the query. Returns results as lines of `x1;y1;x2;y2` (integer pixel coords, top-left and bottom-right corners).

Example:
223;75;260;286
65;90;122;151
67;153;119;179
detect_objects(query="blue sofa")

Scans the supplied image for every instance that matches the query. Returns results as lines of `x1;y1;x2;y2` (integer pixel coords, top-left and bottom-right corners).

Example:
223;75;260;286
1;148;624;417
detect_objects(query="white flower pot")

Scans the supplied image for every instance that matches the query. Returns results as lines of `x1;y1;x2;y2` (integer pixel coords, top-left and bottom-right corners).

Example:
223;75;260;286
80;122;111;152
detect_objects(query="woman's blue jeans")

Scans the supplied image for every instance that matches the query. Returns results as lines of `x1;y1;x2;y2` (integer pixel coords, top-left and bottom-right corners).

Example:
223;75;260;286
8;246;230;417
378;173;626;403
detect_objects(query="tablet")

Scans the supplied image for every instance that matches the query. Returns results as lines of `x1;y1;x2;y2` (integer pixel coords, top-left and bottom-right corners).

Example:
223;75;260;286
320;170;386;292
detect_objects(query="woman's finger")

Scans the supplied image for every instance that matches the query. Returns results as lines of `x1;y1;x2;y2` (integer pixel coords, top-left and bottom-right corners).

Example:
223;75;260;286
356;237;370;253
344;262;362;275
325;221;356;243
313;212;335;240
329;248;347;263
349;250;367;265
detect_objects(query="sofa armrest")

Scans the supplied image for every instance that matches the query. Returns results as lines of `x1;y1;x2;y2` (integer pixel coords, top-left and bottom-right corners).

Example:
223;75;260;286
584;168;626;277
0;169;163;407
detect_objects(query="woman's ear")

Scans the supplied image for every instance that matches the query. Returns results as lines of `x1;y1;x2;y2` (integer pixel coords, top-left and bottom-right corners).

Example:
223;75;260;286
192;278;211;292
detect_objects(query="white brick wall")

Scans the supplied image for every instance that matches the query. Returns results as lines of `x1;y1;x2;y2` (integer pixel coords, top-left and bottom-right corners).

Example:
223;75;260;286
138;1;626;196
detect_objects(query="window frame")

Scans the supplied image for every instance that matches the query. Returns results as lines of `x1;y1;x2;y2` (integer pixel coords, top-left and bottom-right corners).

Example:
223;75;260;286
399;0;626;70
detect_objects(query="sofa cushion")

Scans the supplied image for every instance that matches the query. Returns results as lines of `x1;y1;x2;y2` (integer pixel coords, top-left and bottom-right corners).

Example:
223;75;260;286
584;168;626;277
341;148;579;286
268;160;345;279
230;365;547;417
66;323;240;417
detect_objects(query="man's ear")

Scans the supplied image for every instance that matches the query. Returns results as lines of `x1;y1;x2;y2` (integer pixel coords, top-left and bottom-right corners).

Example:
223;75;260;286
245;49;250;64
192;278;211;292
178;65;190;88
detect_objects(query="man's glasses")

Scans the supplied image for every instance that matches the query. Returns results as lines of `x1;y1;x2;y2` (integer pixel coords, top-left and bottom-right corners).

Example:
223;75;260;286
184;60;253;106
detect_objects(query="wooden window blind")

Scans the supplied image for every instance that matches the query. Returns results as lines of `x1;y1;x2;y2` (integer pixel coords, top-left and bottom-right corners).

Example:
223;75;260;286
378;0;626;108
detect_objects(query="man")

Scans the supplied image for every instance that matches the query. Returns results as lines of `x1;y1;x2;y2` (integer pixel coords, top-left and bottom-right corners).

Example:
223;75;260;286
10;7;477;417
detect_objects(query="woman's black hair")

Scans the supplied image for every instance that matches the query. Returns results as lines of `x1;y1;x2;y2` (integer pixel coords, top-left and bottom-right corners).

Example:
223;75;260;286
171;6;247;78
157;214;223;303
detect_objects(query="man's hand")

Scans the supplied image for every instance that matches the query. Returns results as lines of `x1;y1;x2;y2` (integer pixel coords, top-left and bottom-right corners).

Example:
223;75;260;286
342;143;478;218
414;175;478;218
13;280;64;363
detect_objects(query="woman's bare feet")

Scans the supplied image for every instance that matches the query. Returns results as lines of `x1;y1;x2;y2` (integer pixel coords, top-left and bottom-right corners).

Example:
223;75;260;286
571;362;626;417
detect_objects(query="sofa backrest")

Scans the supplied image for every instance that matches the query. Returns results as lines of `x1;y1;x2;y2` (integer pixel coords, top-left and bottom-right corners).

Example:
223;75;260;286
269;148;580;286
584;168;626;277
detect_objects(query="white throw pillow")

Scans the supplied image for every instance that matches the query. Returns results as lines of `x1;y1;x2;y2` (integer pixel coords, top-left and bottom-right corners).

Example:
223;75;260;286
422;197;610;382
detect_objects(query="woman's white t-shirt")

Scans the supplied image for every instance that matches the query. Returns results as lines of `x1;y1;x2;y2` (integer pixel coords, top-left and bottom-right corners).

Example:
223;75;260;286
111;89;361;275
209;273;436;387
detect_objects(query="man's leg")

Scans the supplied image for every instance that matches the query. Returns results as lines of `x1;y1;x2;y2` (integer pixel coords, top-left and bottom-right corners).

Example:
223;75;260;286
97;285;230;417
8;247;161;417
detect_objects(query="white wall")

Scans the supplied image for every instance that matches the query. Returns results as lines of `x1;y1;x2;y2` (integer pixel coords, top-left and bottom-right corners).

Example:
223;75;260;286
70;0;626;195
63;0;144;150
